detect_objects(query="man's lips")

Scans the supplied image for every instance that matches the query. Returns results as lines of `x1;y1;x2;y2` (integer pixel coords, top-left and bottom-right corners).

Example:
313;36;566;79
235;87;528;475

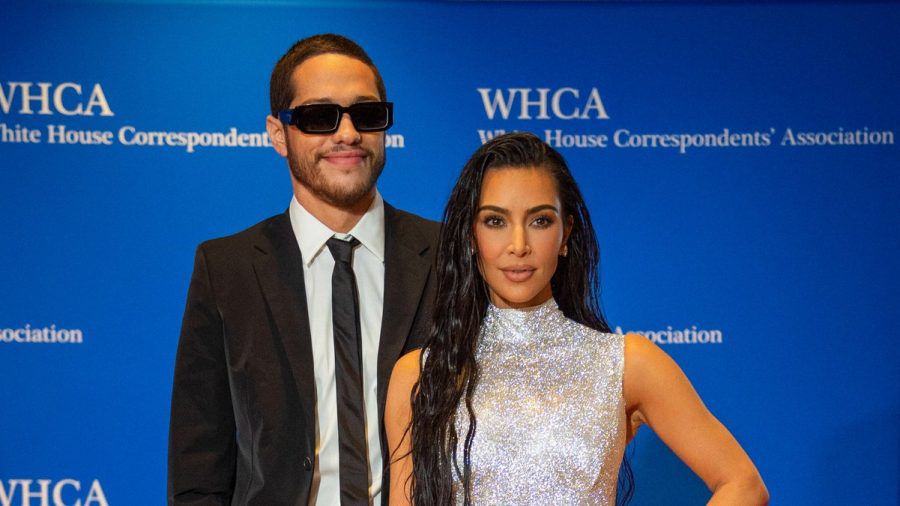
321;150;367;167
500;266;536;282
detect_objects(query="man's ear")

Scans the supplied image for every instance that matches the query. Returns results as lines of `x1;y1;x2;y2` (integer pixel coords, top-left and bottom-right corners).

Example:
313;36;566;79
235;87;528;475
266;115;288;158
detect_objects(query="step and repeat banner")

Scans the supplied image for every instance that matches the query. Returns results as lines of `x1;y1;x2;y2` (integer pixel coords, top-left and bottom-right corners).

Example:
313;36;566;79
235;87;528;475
1;1;897;504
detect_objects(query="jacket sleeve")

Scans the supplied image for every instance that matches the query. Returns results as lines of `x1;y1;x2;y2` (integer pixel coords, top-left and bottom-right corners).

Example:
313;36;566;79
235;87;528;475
168;244;236;504
403;265;435;354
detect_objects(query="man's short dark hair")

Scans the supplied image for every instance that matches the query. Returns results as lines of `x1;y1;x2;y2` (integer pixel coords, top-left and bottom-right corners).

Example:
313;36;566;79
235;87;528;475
269;33;387;116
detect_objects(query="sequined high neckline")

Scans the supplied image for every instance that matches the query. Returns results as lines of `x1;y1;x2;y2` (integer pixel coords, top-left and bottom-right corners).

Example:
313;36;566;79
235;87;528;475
482;297;561;344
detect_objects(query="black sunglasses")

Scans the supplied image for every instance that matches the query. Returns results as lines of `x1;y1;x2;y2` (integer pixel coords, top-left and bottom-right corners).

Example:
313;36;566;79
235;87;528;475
278;101;393;134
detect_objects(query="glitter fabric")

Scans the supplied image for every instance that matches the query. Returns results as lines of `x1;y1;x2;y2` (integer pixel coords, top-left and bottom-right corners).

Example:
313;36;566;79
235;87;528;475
452;298;625;505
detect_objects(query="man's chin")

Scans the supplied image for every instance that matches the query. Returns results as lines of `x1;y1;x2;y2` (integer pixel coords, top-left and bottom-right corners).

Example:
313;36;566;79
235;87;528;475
312;171;378;207
318;186;376;209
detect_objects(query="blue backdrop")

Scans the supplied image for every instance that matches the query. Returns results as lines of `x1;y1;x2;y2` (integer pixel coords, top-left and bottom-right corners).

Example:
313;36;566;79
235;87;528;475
1;1;898;504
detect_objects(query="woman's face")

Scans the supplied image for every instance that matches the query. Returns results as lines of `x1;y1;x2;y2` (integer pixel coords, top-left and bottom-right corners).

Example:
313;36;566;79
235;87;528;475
474;166;570;309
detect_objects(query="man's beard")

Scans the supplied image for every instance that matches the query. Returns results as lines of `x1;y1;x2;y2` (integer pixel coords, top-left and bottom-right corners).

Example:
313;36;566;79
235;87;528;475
287;144;385;208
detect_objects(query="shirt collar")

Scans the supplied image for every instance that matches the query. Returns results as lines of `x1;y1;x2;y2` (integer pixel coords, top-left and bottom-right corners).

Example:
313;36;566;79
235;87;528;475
289;190;385;267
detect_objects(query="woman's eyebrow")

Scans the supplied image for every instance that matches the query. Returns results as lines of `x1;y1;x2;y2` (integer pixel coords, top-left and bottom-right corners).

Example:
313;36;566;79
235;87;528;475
476;205;508;214
527;204;559;214
476;204;559;214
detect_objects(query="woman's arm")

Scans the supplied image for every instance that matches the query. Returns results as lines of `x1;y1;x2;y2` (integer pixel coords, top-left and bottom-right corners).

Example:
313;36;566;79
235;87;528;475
624;333;769;505
385;349;422;506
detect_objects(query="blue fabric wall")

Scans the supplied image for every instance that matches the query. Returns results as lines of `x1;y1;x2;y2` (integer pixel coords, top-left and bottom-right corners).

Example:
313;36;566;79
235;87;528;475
1;1;897;504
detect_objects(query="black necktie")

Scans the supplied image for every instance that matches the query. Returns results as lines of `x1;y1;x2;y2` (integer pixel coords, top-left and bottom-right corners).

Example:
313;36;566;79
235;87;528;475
326;236;369;505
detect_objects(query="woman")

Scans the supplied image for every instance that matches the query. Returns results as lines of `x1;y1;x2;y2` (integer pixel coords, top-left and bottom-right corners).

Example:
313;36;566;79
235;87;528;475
385;132;768;505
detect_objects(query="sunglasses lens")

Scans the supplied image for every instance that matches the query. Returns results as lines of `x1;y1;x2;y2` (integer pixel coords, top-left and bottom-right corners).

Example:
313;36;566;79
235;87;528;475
350;103;391;131
296;105;340;133
287;102;392;133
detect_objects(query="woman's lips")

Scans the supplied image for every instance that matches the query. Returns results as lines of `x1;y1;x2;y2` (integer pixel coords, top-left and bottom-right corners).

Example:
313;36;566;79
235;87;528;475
501;266;535;282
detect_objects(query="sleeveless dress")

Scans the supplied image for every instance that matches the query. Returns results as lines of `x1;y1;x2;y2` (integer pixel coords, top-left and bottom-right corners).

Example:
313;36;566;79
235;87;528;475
452;298;625;505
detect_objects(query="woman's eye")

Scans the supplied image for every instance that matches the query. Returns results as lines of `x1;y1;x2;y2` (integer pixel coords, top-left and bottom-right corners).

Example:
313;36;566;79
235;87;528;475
483;216;505;228
532;215;554;228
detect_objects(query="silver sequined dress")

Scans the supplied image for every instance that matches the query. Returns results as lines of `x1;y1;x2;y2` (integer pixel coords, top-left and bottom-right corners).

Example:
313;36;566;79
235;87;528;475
453;298;625;505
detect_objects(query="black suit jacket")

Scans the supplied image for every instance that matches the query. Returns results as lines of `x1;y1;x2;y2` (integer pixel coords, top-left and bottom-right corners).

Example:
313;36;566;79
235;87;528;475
168;203;439;505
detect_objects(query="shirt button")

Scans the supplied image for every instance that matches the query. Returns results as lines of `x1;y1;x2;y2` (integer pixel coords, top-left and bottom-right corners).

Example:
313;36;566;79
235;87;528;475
303;457;312;471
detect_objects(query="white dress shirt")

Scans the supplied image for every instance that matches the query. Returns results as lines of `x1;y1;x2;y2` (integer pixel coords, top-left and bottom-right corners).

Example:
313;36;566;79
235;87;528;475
289;192;386;505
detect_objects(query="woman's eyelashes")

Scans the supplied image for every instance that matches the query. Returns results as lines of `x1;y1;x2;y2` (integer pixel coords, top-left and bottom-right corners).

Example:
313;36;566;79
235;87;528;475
479;213;556;229
482;215;506;228
531;214;555;229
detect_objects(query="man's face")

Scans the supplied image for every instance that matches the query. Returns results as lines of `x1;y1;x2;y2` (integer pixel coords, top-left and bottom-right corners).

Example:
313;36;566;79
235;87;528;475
270;53;386;209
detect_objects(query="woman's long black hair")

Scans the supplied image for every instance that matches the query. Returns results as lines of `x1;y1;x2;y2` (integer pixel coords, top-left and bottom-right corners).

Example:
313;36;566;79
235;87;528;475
408;132;633;504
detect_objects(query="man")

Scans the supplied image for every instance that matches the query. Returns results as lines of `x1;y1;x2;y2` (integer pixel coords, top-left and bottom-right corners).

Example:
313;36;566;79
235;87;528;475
168;34;438;505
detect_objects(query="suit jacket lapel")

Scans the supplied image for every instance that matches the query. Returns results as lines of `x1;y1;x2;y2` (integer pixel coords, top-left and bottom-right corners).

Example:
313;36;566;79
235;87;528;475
252;212;317;433
377;204;432;411
248;206;431;462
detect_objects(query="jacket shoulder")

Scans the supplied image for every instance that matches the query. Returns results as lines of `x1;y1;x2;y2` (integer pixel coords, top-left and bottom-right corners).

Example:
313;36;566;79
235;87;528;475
385;204;440;245
195;213;288;261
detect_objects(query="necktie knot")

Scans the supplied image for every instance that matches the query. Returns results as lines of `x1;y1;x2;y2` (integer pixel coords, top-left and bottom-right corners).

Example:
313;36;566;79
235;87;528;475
327;236;360;264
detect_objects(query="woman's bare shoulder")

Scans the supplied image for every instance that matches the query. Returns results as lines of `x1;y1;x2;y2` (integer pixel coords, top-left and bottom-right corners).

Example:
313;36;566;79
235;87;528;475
624;332;669;371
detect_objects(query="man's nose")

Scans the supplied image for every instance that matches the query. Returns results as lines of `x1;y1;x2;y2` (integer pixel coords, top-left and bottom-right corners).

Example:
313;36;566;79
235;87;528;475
331;112;361;144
